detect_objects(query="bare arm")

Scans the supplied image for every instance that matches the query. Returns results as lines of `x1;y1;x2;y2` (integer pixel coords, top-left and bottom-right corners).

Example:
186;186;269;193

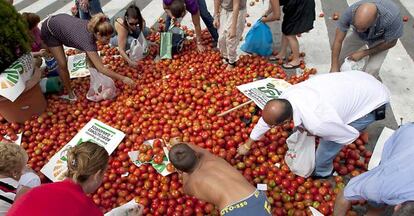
333;190;352;216
191;12;205;51
363;39;397;56
262;0;281;23
86;51;135;85
114;20;135;66
330;28;347;72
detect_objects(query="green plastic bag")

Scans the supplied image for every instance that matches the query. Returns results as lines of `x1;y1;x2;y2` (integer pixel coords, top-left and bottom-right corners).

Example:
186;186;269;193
160;31;173;59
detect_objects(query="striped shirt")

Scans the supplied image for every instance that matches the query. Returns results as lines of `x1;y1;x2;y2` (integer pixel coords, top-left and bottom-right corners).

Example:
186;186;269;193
337;0;403;45
0;178;18;215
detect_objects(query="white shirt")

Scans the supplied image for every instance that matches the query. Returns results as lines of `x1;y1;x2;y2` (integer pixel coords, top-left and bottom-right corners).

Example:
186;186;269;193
250;71;390;145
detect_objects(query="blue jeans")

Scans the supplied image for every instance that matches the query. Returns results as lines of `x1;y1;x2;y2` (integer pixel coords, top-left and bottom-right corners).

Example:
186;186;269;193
77;0;103;20
110;27;151;50
314;112;376;177
165;0;219;42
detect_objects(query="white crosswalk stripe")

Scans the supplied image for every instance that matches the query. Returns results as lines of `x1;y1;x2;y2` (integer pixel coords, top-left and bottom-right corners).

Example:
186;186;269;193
20;0;58;14
16;0;414;124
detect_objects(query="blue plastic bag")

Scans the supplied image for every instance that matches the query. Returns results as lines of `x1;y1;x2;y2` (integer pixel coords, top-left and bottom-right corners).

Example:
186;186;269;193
241;20;273;56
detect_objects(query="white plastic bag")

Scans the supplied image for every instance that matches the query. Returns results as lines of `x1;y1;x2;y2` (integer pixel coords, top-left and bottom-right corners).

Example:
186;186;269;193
86;68;117;102
284;131;316;178
340;57;365;72
129;32;148;62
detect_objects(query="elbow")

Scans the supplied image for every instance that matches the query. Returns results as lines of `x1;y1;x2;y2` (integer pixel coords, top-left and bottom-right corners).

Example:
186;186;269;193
388;39;398;47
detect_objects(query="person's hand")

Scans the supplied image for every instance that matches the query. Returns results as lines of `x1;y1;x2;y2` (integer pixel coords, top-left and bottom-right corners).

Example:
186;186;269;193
128;60;138;67
213;18;220;29
237;144;250;156
348;50;366;62
228;26;236;39
79;0;89;12
39;49;47;57
196;44;205;52
122;76;135;87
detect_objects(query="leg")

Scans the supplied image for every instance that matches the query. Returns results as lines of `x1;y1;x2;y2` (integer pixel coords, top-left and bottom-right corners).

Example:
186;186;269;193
218;11;229;62
125;36;135;50
364;48;389;80
77;0;91;20
197;0;219;43
338;30;366;65
165;15;172;31
315;113;376;177
226;10;246;68
275;34;288;59
48;46;76;99
88;0;103;16
109;35;118;47
284;34;301;67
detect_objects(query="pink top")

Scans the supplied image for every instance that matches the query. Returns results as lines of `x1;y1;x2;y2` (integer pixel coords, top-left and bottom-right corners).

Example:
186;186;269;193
7;179;103;216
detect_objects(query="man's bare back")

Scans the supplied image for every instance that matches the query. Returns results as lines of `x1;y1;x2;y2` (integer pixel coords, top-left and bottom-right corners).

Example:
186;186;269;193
182;144;256;210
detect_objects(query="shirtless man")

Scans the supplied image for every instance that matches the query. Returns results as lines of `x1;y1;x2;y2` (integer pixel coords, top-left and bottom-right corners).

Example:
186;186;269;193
168;142;272;216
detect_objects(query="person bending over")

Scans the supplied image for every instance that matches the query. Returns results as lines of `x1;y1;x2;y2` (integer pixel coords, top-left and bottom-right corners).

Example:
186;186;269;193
169;142;271;216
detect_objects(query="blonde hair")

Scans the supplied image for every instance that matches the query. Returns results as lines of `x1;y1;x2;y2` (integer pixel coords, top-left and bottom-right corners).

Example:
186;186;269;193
66;142;109;183
87;13;113;36
0;142;28;177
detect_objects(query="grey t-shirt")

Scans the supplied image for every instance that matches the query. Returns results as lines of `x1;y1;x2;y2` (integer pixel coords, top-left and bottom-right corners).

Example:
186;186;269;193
337;0;403;45
221;0;247;11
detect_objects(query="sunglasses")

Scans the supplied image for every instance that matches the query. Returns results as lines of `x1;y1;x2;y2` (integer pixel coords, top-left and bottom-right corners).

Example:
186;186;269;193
125;16;139;27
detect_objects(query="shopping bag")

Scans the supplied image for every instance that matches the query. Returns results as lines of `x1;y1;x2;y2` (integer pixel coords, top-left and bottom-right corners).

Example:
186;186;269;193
86;68;117;102
241;20;273;56
160;25;185;59
284;131;316;178
129;32;149;62
340;57;365;72
160;31;172;59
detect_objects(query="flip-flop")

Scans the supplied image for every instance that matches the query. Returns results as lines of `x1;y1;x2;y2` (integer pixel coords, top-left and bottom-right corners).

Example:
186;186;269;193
282;62;301;69
222;58;229;64
269;56;286;61
59;90;77;102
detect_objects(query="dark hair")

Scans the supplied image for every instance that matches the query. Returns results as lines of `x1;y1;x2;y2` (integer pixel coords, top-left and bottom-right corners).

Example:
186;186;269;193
168;143;198;173
169;0;186;18
394;202;414;216
124;4;144;31
21;12;40;30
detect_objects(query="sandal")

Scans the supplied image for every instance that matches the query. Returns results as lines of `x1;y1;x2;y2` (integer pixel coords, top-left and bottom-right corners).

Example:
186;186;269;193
282;62;301;69
60;90;77;102
222;58;229;64
269;56;286;61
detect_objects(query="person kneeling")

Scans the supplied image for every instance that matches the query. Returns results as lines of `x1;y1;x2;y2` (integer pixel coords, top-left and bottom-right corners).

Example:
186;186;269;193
169;142;272;216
